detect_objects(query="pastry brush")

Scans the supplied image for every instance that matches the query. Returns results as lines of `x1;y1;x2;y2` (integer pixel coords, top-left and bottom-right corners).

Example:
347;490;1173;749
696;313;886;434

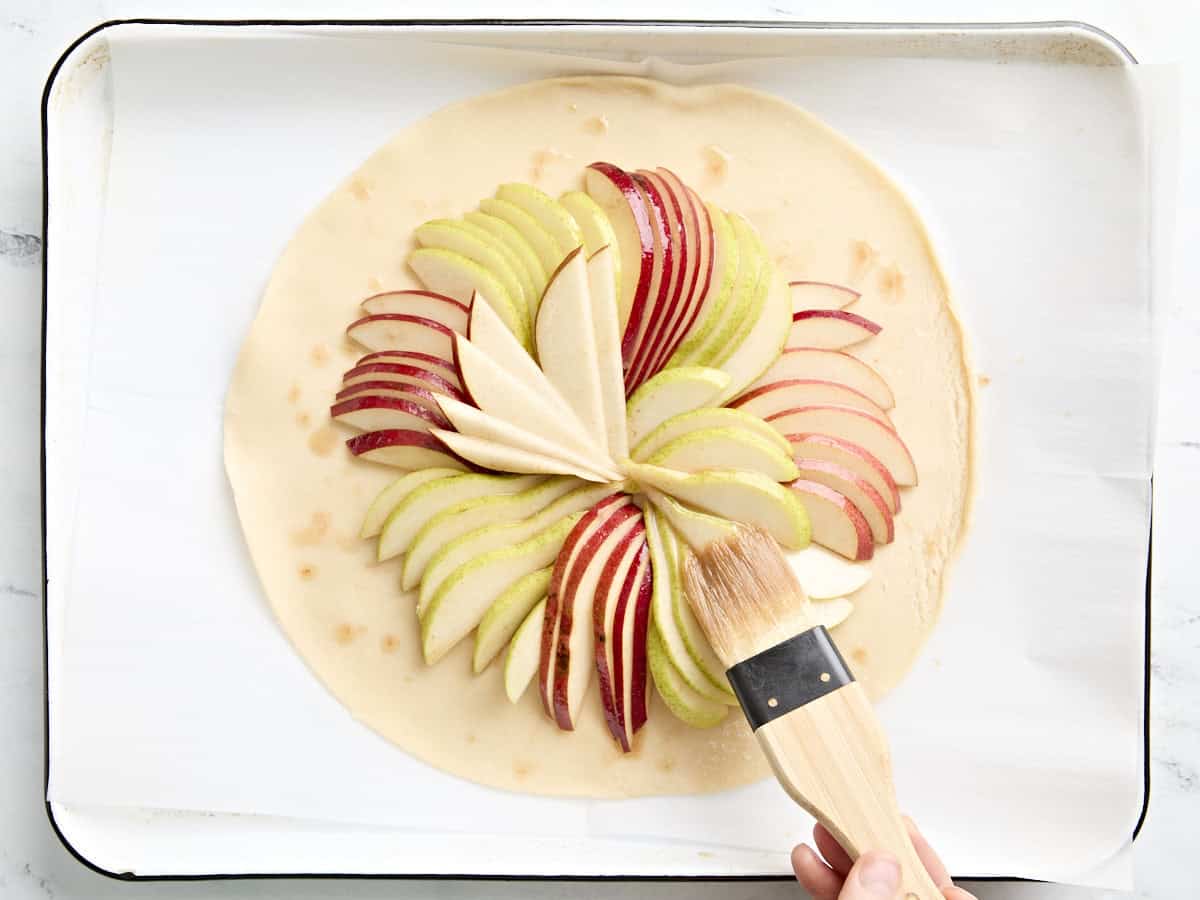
683;525;941;900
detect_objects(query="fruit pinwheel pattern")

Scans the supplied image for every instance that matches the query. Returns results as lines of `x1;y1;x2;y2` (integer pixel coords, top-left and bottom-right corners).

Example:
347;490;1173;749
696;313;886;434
331;163;916;751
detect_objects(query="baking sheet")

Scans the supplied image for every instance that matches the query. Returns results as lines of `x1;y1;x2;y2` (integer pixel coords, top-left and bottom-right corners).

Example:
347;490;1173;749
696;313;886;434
44;24;1158;885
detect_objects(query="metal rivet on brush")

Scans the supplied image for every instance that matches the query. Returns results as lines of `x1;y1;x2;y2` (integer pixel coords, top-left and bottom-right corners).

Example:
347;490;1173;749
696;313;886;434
820;672;831;683
767;697;778;708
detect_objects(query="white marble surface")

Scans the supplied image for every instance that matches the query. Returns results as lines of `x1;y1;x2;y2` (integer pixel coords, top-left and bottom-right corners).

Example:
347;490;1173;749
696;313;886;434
2;1;1197;897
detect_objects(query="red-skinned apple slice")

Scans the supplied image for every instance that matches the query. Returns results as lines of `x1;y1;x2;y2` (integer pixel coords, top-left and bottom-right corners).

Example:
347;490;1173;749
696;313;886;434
360;290;470;333
340;362;465;400
584;163;655;350
355;350;460;382
345;429;469;470
727;378;890;422
622;172;676;389
793;457;893;544
789;281;861;312
333;381;445;416
788;433;901;514
748;348;895;410
345;314;456;358
767;405;917;486
787;310;881;351
330;395;451;433
788;478;873;561
593;528;649;750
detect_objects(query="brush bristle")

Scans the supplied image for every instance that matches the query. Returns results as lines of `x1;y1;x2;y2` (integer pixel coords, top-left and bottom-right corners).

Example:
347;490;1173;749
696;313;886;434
682;526;810;667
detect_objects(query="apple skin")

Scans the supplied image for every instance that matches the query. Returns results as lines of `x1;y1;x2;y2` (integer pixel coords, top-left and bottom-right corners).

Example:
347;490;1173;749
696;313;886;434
793;456;894;544
727;377;890;422
360;290;471;333
330;394;452;433
788;280;861;312
345;313;457;357
334;381;444;414
788;478;874;561
766;404;917;486
341;361;466;400
625;552;653;733
787;433;901;514
623;172;677;392
593;529;648;750
345;428;470;470
787;309;882;351
747;348;895;410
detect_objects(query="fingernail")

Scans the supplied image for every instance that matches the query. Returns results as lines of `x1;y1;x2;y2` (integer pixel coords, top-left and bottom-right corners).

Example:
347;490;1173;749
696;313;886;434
858;852;901;896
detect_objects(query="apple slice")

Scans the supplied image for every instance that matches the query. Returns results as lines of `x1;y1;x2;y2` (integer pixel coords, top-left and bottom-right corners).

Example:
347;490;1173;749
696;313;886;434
414;221;528;315
341;362;465;401
627;462;810;549
788;309;881;351
504;598;546;702
585;162;655;344
748;348;895;410
560;190;621;293
345;429;468;471
728;378;890;422
587;246;631;460
345;313;456;359
626;366;731;449
334;382;447;417
464;210;549;295
648;626;727;728
668;202;738;368
495;183;584;257
421;510;584;664
632;406;792;462
408;247;529;345
402;476;579;591
645;488;737;553
355;350;460;382
788;545;871;601
789;281;861;312
645;427;800;483
768;405;916;486
593;527;649;748
536;247;608;449
478;197;562;286
789;434;900;514
794;457;893;544
360;290;470;334
432;428;613;482
360;468;463;539
474;566;552;673
330;395;451;433
417;481;622;614
788;478;873;561
376;472;542;562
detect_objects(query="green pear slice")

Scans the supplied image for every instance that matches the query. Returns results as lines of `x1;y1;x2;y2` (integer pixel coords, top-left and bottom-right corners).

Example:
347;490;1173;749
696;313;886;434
475;566;552;673
789;544;872;600
715;229;772;367
648;625;728;728
417;481;622;616
644;426;799;482
463;210;548;296
504;599;546;702
587;245;630;460
402;477;579;591
688;211;763;367
715;262;790;402
441;217;540;306
645;489;738;552
360;468;463;539
644;505;736;703
432;428;613;483
560;190;621;293
632;406;791;462
408;248;529;346
421;512;584;664
626;366;731;448
667;203;738;367
495;183;584;257
627;462;810;549
479;197;563;279
376;472;541;562
414;221;528;315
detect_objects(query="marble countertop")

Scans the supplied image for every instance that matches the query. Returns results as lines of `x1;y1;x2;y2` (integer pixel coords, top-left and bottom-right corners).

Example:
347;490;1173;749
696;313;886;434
2;2;1197;898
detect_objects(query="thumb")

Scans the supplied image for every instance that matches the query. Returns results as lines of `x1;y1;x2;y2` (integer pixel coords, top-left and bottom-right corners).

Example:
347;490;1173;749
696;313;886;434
838;851;901;899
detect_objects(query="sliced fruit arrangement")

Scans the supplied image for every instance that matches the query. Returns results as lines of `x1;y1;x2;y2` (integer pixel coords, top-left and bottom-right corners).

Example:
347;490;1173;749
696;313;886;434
324;163;920;752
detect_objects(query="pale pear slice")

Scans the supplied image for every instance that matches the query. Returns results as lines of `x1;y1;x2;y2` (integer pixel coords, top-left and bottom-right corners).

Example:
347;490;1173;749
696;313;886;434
454;333;611;465
560;190;621;292
811;596;855;629
789;280;861;312
377;472;541;562
346;313;456;358
414;221;527;314
409;247;529;345
625;366;731;448
402;477;579;591
435;395;620;482
478;197;563;284
448;217;541;304
644;427;800;482
345;430;469;471
360;468;463;539
627;463;810;549
668;202;738;367
648;625;727;728
586;246;630;460
496;183;584;257
715;261;791;403
631;406;791;462
504;599;547;702
644;488;737;553
748;348;895;410
535;247;608;450
421;512;584;664
417;481;622;615
463;210;548;296
474;566;552;674
788;544;871;601
432;428;613;483
360;290;470;334
689;211;763;367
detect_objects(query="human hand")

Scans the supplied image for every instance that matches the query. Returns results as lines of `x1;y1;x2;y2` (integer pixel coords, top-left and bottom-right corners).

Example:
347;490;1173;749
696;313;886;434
792;817;977;900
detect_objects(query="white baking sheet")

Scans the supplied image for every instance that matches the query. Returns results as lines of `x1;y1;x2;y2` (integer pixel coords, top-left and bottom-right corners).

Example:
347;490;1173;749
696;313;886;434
44;24;1158;886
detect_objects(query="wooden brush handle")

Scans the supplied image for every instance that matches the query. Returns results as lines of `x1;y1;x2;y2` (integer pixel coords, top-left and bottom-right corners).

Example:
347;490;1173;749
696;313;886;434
756;681;941;900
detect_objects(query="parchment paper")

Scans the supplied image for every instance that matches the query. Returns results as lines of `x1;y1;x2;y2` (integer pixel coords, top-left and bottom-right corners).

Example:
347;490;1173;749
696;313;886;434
45;26;1162;886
